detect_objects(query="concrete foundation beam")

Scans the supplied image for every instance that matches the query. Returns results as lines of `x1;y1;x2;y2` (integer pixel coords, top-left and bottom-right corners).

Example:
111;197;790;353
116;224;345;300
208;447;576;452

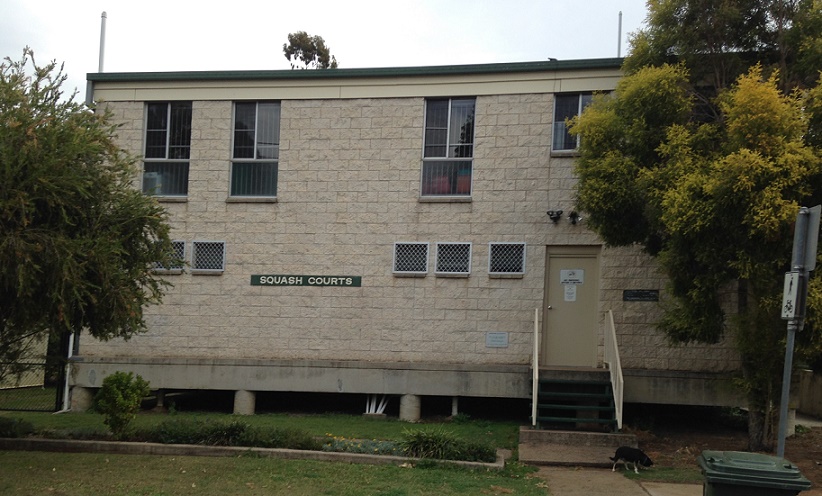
233;390;256;415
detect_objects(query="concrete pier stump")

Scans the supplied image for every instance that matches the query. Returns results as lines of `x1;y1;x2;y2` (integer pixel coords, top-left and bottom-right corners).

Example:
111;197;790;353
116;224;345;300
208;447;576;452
233;390;256;415
70;386;94;412
399;394;421;422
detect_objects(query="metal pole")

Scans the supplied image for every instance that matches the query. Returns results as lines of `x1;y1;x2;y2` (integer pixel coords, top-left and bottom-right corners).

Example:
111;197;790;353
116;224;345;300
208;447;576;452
777;207;809;457
98;12;107;73
617;11;623;58
532;308;539;427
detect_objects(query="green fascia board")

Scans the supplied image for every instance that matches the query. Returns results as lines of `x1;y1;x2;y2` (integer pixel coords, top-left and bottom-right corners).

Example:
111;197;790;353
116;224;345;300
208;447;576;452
87;58;623;83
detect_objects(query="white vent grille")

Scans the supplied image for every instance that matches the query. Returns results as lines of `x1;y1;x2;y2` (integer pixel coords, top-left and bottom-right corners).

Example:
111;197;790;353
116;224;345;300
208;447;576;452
435;242;471;276
154;240;186;273
489;242;526;275
393;242;429;275
192;241;225;273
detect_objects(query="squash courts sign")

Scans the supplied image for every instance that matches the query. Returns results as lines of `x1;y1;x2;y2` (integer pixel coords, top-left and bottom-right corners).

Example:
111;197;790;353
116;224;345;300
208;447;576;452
251;275;362;287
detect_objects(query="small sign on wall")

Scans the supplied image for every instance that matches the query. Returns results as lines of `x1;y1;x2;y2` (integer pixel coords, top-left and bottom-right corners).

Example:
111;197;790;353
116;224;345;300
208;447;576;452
622;290;659;302
251;275;362;287
485;332;509;348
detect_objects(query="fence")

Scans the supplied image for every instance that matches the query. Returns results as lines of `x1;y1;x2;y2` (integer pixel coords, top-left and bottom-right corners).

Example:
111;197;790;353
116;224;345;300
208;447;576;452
0;361;60;412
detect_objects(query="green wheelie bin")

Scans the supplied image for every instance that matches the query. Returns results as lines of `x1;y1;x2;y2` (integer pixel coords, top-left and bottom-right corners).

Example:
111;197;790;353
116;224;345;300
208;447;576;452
698;450;811;496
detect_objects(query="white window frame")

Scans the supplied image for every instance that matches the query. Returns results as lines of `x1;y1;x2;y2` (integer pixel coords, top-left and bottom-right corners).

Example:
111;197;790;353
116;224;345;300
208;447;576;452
435;242;472;277
488;242;526;278
421;98;475;198
392;242;429;277
230;101;280;200
142;102;192;198
552;93;593;152
153;240;186;274
191;240;226;275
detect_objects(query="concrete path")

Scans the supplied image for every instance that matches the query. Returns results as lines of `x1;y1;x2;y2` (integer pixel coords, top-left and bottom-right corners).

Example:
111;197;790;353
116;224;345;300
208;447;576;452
537;467;701;496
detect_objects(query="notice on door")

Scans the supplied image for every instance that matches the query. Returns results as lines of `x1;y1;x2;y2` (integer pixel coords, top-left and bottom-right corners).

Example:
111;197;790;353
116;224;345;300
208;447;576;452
560;269;584;285
564;284;577;302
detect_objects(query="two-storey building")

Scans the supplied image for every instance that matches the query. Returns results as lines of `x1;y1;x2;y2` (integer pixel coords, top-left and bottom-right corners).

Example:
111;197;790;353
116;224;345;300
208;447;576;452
71;59;742;422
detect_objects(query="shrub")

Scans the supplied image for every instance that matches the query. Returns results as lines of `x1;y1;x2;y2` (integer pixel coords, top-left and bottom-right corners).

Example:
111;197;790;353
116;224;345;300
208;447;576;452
400;426;496;462
0;417;34;438
93;371;150;437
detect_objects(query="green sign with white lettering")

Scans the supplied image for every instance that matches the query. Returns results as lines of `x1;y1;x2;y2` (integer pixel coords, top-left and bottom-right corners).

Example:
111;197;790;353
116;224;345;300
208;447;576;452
251;275;362;287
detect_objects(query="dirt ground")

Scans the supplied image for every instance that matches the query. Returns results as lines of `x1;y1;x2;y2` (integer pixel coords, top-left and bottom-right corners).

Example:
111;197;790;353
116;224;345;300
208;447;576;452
624;408;822;488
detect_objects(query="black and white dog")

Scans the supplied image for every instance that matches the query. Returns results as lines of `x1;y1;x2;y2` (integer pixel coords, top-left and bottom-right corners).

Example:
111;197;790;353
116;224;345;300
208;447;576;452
610;446;654;474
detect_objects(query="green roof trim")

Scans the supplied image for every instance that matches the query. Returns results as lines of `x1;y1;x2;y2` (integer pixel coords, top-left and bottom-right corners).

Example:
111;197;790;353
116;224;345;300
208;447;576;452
87;58;623;82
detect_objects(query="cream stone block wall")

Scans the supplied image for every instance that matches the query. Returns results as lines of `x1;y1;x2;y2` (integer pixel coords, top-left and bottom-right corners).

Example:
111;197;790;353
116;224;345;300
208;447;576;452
82;94;739;373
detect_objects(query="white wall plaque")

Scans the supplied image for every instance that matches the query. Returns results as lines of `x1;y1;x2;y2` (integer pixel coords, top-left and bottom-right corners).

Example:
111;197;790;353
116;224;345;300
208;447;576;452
485;332;509;348
560;269;584;284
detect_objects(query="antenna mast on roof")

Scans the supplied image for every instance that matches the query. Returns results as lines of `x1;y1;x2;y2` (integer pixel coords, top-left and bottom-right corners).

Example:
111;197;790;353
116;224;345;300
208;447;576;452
98;11;107;72
618;11;623;58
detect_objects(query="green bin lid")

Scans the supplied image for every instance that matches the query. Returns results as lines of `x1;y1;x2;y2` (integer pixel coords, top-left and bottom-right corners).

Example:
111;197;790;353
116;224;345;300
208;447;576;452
698;450;811;491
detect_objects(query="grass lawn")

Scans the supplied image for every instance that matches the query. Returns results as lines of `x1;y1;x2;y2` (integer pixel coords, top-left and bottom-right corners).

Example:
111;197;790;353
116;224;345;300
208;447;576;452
0;409;544;494
0;450;548;495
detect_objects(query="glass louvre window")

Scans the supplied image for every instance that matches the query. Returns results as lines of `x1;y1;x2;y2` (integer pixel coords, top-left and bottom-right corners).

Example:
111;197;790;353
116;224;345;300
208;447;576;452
143;102;192;196
435;242;472;276
231;102;280;197
422;98;475;196
488;242;526;276
552;93;593;151
192;241;226;273
393;242;429;275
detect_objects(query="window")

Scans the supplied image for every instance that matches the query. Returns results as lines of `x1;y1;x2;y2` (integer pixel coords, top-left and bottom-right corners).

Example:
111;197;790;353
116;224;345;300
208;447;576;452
393;242;429;276
231;102;280;198
552;93;592;151
192;241;226;274
422;98;475;196
435;242;472;276
489;242;526;277
153;240;186;274
143;102;192;196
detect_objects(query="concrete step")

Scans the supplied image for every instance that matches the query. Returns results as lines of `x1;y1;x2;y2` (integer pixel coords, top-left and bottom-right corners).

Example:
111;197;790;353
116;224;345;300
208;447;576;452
520;426;636;447
518;426;638;468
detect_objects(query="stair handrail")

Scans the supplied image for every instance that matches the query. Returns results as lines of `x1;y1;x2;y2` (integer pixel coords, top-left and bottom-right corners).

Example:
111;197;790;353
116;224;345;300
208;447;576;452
532;307;539;427
604;309;624;430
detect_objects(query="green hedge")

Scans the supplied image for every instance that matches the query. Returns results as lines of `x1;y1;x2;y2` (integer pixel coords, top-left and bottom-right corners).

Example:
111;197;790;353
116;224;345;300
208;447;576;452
132;419;322;451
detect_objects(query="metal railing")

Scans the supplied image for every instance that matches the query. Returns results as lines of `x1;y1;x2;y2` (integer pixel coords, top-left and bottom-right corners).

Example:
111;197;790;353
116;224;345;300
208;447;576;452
604;310;624;430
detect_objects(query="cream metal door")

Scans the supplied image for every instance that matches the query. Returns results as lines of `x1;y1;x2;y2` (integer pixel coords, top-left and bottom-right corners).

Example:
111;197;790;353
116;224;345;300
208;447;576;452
542;246;600;367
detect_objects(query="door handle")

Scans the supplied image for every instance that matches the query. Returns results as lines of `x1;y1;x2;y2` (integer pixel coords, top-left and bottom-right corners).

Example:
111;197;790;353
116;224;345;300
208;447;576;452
547;305;553;310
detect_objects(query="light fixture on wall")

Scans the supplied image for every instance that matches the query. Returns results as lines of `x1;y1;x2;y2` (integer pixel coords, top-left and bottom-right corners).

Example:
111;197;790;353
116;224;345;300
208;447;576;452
568;211;582;225
547;210;563;223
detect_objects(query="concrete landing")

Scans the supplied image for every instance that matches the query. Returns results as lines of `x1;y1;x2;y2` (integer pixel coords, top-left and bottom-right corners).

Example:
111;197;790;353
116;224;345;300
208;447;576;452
537;467;701;496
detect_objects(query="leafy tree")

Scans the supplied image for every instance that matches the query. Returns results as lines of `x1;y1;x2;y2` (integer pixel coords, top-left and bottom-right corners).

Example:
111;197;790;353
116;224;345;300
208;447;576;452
571;0;822;451
0;49;178;382
283;31;338;69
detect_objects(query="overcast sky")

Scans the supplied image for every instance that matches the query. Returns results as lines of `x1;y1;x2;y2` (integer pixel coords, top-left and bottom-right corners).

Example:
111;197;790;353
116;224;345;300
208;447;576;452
1;0;649;100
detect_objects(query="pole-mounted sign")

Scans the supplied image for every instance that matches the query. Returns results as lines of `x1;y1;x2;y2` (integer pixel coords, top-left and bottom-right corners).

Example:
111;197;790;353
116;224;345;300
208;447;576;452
778;205;821;457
